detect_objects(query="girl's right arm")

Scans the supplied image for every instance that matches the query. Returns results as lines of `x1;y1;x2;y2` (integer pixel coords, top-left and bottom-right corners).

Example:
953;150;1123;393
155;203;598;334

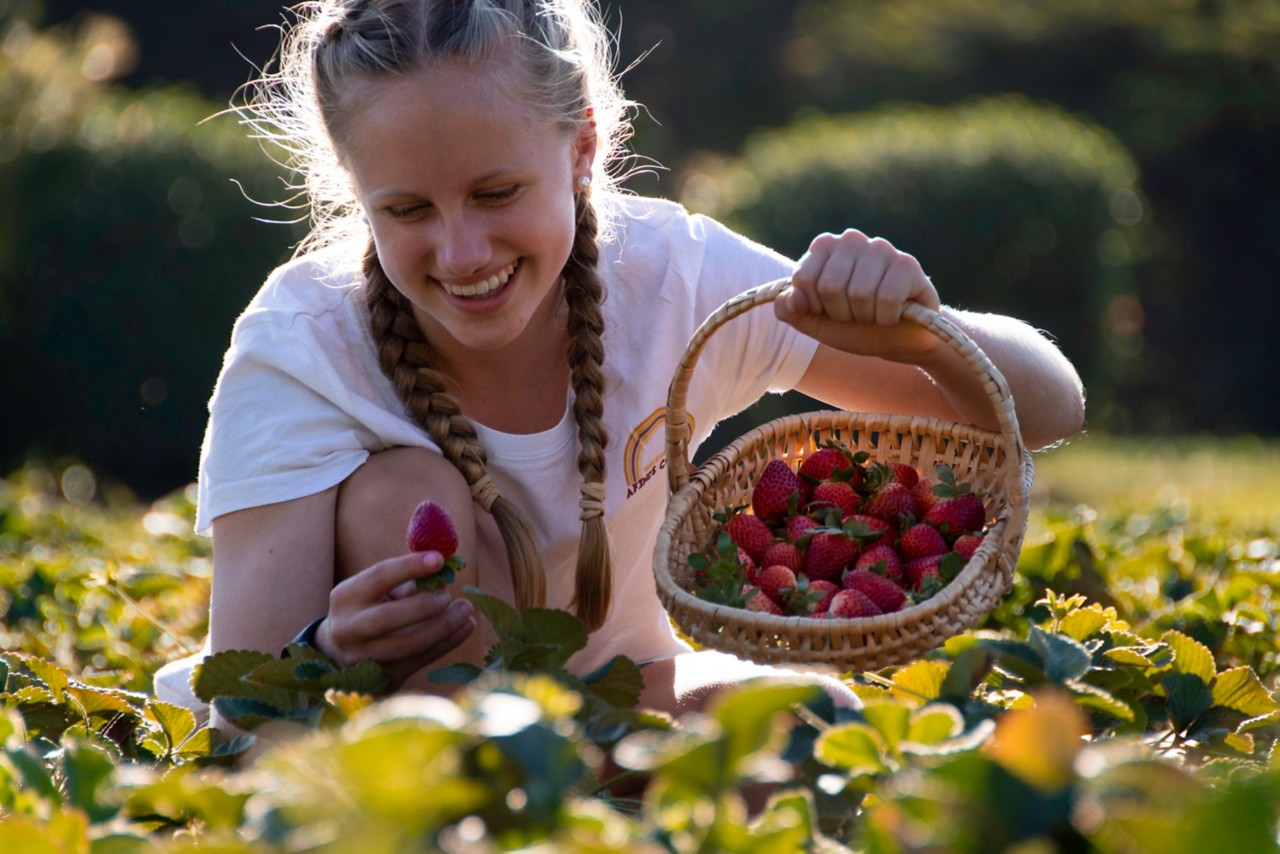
209;487;476;690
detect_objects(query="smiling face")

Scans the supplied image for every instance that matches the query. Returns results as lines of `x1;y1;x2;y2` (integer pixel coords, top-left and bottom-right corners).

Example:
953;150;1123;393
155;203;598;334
339;52;595;362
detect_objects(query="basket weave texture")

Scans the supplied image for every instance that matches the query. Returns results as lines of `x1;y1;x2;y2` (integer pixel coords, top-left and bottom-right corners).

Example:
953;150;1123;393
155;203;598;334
653;279;1033;671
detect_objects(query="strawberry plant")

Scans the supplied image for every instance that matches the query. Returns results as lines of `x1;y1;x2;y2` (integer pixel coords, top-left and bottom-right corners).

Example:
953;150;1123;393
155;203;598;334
1;440;1279;851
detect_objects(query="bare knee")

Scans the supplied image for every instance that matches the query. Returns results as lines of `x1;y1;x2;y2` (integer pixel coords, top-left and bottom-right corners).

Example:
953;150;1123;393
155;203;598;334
335;447;476;579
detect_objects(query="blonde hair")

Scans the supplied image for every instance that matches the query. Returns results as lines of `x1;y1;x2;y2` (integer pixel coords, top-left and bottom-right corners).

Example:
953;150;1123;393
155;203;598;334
237;0;628;629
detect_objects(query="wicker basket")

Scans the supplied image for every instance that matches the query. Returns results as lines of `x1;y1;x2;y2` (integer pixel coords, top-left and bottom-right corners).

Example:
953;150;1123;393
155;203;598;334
653;278;1032;671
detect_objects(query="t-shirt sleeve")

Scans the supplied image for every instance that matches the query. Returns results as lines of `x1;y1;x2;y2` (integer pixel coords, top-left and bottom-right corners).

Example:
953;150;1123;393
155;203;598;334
194;316;373;534
682;211;818;421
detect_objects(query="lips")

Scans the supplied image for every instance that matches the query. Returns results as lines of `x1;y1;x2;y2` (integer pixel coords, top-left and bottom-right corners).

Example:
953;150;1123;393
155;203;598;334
437;260;519;299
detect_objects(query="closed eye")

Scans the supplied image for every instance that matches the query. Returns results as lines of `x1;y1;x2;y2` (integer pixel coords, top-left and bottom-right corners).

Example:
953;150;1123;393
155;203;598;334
477;185;521;203
386;202;430;220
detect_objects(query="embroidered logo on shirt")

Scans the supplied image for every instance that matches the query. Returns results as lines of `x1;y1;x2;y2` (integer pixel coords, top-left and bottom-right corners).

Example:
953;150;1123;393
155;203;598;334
623;407;695;499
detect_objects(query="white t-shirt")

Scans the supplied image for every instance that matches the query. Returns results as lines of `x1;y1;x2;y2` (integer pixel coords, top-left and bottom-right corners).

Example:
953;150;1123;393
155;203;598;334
196;196;818;674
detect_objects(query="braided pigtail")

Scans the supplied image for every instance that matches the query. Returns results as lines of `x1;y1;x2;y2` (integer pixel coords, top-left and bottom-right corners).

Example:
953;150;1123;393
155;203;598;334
563;189;613;630
363;238;547;609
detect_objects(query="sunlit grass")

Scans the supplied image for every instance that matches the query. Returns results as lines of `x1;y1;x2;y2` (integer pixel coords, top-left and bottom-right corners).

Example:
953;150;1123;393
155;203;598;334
1029;433;1280;533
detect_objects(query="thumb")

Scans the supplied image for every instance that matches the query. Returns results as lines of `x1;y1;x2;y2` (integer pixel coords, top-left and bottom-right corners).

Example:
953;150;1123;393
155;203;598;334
773;286;811;324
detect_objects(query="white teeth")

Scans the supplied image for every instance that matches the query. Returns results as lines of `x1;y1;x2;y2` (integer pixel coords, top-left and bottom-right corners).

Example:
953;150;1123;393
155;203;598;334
441;261;517;298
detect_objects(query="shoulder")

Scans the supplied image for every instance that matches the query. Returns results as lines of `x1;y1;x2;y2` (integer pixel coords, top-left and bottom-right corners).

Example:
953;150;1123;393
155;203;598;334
239;246;364;328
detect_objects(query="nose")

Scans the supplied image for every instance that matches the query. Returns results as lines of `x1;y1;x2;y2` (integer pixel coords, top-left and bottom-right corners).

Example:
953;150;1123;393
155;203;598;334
434;210;491;278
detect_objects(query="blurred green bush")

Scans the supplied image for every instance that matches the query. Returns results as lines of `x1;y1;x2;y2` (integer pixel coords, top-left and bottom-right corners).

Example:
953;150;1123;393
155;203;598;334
0;14;299;496
687;96;1146;427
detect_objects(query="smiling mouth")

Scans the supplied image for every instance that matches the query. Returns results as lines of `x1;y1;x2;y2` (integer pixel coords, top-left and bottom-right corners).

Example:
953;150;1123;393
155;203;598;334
438;260;519;299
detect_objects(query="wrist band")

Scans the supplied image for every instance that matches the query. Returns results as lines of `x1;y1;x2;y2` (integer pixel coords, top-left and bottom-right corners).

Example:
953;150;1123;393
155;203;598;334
282;615;326;658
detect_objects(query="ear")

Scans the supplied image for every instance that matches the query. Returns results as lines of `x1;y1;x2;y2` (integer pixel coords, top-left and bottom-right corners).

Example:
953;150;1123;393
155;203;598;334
570;117;598;182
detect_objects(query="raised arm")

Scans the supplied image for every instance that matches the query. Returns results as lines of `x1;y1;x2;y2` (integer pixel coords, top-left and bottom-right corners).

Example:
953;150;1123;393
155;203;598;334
778;230;1084;451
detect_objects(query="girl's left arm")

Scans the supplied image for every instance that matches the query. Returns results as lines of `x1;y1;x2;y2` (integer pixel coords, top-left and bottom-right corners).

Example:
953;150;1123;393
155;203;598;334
778;230;1085;452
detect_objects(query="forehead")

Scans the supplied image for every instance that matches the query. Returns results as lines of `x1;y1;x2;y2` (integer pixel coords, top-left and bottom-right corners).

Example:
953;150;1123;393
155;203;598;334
337;55;568;192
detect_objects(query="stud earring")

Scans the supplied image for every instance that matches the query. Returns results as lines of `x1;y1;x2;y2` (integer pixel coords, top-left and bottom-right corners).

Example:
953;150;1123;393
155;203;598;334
577;175;592;192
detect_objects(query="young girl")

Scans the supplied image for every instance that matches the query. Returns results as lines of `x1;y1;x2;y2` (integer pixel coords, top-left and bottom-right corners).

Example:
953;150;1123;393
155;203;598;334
156;0;1083;720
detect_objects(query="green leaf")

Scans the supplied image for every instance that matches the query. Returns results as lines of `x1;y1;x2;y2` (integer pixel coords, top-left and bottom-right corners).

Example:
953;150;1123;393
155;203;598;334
516;608;590;667
191;649;292;708
145;700;197;753
815;723;891;775
464;586;524;643
1065;680;1134;722
580;655;644;709
1211;667;1279;718
1029;626;1091;683
1105;647;1162;668
1058;607;1108;641
938;646;997;703
171;726;223;762
905;704;966;746
862;702;911;757
890;659;948;701
65;686;138;721
983;639;1047;683
1163;672;1214;733
62;740;119;823
1239;710;1280;733
17;656;69;702
1162;630;1216;682
211;696;308;731
713;681;819;776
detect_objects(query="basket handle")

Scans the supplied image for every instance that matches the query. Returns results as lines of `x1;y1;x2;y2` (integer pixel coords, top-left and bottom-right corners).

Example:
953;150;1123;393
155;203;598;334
664;277;1029;496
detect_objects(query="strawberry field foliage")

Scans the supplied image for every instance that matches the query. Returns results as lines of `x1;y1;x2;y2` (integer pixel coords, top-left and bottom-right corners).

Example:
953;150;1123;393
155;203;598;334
2;463;1280;851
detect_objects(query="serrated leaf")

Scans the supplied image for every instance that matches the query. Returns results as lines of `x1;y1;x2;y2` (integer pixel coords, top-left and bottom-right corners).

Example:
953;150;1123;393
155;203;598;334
1059;607;1109;642
17;656;69;702
171;727;223;761
938;646;997;703
1239;710;1280;733
1162;630;1216;682
983;639;1047;683
65;686;137;721
1222;731;1256;755
463;586;523;643
580;655;644;709
191;650;284;705
324;660;391;696
61;740;118;823
211;696;313;731
8;685;55;704
890;660;948;702
145;700;197;752
1104;647;1161;668
516;608;590;668
1211;667;1279;717
862;702;911;756
1029;626;1091;683
1163;672;1214;732
1065;680;1134;722
815;723;890;775
905;704;966;746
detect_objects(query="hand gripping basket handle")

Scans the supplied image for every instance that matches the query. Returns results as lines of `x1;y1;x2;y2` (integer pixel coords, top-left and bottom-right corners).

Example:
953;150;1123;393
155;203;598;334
664;277;1030;501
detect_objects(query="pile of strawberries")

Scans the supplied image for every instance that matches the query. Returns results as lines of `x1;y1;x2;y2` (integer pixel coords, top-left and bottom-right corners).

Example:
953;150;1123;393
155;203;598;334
688;443;987;620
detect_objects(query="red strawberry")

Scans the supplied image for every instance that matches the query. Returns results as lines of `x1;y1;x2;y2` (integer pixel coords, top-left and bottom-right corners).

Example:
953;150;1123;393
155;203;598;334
804;579;839;615
826;588;883;619
904;555;942;593
850;543;904;583
760;541;803;574
953;534;983;559
798;447;862;486
407;501;459;555
911;477;945;514
406;501;465;591
898;523;949;562
752;459;803;522
842;569;908;613
809;481;860;517
863;482;919;527
802;532;859;584
925;495;986;536
889;462;919;488
786;515;820;544
755;565;798;607
745;588;784;615
726;513;773;562
843;514;898;549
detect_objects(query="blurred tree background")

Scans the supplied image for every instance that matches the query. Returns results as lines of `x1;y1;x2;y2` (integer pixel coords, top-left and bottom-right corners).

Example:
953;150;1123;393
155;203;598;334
3;0;1277;498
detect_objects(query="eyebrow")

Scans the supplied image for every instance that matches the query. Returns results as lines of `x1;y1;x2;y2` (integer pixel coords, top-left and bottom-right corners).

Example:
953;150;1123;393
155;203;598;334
370;166;526;203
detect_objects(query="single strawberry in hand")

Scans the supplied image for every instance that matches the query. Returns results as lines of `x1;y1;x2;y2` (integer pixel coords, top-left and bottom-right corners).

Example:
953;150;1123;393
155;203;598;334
406;501;466;591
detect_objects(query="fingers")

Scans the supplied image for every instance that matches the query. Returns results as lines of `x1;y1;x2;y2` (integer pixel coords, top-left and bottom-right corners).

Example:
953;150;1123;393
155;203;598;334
788;230;937;326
